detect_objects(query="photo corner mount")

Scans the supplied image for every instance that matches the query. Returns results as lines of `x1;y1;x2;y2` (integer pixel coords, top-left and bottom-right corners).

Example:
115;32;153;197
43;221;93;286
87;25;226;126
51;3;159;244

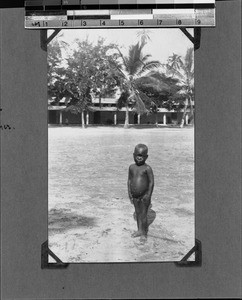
41;240;69;269
175;239;202;267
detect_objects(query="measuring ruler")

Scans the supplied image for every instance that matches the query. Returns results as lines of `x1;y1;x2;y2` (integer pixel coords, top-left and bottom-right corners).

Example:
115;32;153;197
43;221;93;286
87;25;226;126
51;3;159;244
25;0;215;28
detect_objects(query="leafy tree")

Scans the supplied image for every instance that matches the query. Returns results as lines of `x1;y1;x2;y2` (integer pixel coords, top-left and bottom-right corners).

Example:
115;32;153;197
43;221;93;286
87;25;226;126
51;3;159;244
136;71;183;126
64;82;92;128
65;37;120;127
47;36;70;104
48;36;120;127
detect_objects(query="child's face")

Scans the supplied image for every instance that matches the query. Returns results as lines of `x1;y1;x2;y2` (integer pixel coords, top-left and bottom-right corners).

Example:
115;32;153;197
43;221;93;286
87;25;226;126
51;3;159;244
133;147;148;166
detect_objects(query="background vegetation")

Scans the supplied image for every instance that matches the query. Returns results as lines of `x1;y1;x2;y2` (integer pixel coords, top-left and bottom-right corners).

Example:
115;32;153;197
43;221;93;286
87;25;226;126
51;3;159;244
48;31;194;127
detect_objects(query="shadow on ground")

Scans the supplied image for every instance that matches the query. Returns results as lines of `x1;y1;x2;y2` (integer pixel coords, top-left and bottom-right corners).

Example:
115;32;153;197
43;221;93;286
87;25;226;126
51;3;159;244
49;208;97;232
173;207;194;217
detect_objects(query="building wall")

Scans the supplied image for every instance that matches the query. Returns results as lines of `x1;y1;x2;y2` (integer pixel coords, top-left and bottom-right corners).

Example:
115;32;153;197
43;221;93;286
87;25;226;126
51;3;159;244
140;112;178;124
48;110;58;124
93;111;116;124
48;110;181;125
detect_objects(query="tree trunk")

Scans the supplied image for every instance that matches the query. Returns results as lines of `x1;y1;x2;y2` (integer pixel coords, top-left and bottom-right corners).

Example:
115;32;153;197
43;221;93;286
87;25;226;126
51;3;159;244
124;105;129;129
180;98;188;128
188;96;194;125
81;110;85;129
155;113;158;127
99;94;102;109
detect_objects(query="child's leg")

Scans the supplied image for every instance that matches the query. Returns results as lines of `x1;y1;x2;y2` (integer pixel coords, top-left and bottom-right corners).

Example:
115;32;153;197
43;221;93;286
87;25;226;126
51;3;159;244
140;198;151;235
132;198;143;237
132;198;150;237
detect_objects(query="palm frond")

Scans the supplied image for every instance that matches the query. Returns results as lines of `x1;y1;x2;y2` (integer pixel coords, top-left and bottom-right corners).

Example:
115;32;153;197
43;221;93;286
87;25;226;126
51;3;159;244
136;29;152;45
140;54;152;63
167;53;182;70
166;64;185;80
115;46;129;72
137;60;161;76
184;47;194;72
126;42;146;75
131;91;149;115
190;70;194;78
135;75;170;94
117;91;130;109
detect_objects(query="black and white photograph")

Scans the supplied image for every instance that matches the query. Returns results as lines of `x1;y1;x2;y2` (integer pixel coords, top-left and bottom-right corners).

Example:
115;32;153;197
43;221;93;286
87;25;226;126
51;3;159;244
1;0;242;299
48;28;195;263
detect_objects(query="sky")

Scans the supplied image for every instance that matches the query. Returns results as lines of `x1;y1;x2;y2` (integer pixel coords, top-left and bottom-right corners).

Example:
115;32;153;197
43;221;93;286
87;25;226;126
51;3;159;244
48;28;193;64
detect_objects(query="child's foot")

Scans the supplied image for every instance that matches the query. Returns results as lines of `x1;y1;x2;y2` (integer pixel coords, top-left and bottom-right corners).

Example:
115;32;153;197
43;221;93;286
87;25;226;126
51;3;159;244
131;231;143;238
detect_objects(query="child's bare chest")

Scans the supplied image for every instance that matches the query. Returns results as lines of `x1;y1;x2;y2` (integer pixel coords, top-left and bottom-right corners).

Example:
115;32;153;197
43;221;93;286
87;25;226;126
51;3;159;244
131;166;148;179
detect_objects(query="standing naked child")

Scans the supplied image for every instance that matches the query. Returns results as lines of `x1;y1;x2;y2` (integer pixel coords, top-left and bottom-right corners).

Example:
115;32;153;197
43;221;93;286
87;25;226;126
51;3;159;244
128;144;154;238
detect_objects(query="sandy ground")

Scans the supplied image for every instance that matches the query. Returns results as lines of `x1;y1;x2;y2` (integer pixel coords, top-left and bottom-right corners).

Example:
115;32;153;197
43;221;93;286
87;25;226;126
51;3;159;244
48;126;194;263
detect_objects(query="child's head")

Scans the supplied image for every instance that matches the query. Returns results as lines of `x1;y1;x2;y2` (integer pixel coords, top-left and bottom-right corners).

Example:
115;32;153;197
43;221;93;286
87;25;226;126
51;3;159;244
133;144;148;166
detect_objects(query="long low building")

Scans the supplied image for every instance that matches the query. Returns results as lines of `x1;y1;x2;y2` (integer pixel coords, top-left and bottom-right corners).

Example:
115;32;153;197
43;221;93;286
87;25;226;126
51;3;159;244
48;97;193;126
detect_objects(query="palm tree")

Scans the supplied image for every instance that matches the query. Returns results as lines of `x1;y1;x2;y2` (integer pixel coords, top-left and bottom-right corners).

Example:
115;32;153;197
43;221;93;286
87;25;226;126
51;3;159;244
166;53;183;75
111;41;168;128
165;48;194;127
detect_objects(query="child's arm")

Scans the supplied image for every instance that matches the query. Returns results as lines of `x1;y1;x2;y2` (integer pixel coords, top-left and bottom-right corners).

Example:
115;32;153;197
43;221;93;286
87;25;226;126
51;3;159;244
127;166;133;204
142;166;154;202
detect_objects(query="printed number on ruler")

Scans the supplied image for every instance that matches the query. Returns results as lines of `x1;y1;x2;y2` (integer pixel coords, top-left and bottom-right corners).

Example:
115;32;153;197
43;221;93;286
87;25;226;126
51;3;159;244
31;21;48;27
176;19;182;25
62;20;69;26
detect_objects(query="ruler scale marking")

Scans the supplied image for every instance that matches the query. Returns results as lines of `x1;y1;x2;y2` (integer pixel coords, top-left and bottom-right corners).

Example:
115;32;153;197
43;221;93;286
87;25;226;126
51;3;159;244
25;1;215;28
